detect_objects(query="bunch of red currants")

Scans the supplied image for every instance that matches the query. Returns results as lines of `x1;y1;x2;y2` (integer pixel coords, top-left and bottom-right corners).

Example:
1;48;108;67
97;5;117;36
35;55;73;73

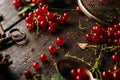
70;67;91;80
86;23;120;45
102;52;120;80
25;7;70;33
13;0;70;33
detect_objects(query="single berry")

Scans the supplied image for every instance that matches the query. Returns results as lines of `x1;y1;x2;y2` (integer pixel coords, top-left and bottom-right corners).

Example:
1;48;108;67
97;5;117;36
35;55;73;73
37;15;45;22
40;20;48;28
85;34;92;41
47;12;55;20
24;70;32;79
76;6;81;13
77;68;90;80
33;62;40;70
71;69;77;77
13;0;21;8
111;53;120;63
56;37;65;46
32;0;39;5
48;27;55;33
26;23;35;30
48;45;56;54
40;54;47;62
63;12;70;20
25;17;33;24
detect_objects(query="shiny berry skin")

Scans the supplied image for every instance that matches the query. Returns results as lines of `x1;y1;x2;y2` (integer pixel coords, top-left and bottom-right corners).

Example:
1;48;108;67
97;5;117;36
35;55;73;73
77;68;90;80
76;6;81;13
33;62;40;70
37;15;45;22
76;75;83;80
32;0;39;5
40;54;47;62
47;12;55;20
85;34;92;41
56;37;65;46
113;71;120;80
25;17;33;24
48;27;55;33
42;6;48;13
28;12;34;19
102;71;112;80
24;70;32;79
40;20;48;28
13;0;21;8
48;45;56;54
70;69;77;76
22;13;28;18
26;23;35;30
111;53;120;63
63;12;70;20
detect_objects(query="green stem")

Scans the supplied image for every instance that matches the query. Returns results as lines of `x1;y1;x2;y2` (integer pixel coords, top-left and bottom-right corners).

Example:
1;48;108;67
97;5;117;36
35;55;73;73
65;53;92;67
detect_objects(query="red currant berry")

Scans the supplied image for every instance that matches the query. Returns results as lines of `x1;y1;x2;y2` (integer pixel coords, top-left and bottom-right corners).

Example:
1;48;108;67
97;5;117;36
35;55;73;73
13;0;21;8
92;33;101;43
111;53;120;63
113;71;120;80
56;37;65;46
40;54;47;62
25;17;33;24
76;6;81;13
85;34;93;41
32;0;39;5
114;66;120;71
49;21;59;30
71;69;77;77
22;13;28;18
63;12;70;20
102;71;112;80
28;12;34;19
33;62;40;70
37;15;45;22
48;45;56;54
24;70;32;79
48;27;55;33
35;9;44;16
42;6;48;13
47;12;55;20
26;23;35;30
77;68;90;79
40;20;48;28
76;75;83;80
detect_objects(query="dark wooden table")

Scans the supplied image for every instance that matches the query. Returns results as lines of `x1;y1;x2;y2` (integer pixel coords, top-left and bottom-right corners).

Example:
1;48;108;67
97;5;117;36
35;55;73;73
0;0;113;80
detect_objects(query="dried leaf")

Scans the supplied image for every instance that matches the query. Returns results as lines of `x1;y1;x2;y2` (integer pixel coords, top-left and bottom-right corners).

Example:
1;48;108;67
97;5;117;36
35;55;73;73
77;43;88;49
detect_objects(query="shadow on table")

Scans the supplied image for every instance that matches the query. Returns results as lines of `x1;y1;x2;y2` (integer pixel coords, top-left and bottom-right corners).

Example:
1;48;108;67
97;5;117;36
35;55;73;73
0;68;18;80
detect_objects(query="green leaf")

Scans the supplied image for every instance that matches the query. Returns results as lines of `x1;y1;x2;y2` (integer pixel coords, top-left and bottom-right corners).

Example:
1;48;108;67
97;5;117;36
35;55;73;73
51;74;65;80
41;75;50;80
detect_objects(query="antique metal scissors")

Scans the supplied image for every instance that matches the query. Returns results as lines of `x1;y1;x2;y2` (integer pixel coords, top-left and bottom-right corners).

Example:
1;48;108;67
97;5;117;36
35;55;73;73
0;23;26;49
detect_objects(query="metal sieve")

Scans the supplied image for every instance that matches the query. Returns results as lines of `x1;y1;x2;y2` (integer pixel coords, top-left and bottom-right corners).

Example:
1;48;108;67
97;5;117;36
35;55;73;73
77;0;120;26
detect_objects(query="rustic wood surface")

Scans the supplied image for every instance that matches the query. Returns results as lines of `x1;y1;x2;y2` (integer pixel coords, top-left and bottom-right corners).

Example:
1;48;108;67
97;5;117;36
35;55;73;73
0;0;113;80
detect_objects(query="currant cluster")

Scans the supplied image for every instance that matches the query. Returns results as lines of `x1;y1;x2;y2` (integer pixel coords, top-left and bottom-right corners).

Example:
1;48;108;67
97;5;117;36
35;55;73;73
70;67;90;80
85;23;120;45
13;0;49;8
102;66;120;80
102;52;120;80
25;6;69;33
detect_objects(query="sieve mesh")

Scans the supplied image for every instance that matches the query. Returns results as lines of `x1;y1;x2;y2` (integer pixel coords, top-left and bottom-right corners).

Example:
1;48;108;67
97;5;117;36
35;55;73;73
78;0;120;26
